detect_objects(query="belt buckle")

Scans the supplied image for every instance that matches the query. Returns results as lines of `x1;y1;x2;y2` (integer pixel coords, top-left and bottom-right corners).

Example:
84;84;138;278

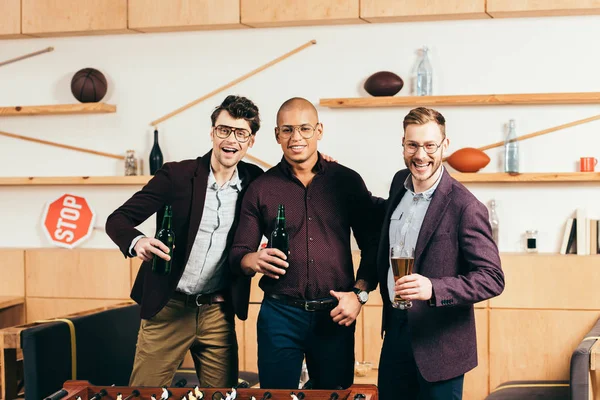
195;294;203;307
304;301;316;312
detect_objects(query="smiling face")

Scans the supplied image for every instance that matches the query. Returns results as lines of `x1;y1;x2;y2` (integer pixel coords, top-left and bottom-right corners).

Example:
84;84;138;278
210;110;254;170
403;121;448;191
275;104;323;168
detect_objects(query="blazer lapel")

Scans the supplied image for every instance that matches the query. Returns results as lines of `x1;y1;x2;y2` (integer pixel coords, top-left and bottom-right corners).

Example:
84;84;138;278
184;152;211;264
414;169;453;266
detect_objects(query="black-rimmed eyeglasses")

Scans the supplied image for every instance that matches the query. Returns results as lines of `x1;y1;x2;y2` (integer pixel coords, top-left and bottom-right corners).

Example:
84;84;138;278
213;125;252;143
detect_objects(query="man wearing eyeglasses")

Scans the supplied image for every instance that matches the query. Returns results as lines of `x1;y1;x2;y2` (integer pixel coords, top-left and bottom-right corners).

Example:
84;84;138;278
230;97;380;390
375;107;504;399
106;95;264;388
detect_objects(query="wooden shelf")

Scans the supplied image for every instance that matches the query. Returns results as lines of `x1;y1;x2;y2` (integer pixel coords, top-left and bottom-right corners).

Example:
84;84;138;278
0;296;24;310
452;172;600;183
0;173;598;186
0;103;116;116
0;176;150;186
319;92;600;108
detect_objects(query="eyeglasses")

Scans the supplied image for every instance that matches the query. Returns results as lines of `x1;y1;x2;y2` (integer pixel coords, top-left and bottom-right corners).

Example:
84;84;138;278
276;123;319;139
403;140;444;155
214;125;252;143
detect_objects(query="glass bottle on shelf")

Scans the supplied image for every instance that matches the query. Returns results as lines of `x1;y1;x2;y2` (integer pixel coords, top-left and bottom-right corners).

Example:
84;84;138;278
124;150;138;176
525;230;538;253
489;199;499;246
416;46;433;96
504;119;519;175
149;128;164;175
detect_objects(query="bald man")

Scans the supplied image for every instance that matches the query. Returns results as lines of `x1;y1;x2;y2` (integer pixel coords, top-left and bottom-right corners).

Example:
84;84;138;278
230;97;380;390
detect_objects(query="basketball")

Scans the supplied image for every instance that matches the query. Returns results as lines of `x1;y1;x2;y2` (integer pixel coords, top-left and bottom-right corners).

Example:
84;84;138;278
70;68;108;103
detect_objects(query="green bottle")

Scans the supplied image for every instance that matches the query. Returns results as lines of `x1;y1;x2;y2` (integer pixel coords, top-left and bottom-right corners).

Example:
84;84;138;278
152;205;174;275
269;204;289;255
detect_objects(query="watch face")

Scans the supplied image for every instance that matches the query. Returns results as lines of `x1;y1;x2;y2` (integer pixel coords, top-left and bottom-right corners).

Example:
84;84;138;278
358;291;368;303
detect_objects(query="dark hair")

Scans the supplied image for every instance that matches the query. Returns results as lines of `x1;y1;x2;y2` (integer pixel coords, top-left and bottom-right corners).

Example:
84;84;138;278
403;107;446;137
210;95;261;135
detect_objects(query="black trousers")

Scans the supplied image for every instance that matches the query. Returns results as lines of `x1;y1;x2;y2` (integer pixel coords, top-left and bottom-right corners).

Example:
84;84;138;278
378;306;464;400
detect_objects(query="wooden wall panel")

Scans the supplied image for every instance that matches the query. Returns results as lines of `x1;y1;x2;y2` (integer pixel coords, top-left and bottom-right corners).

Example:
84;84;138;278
241;0;362;27
592;369;599;400
128;0;243;32
25;249;131;299
489;309;600;390
354;311;364;362
236;317;246;373
361;0;489;22
22;0;130;37
464;309;489;400
0;250;24;297
0;0;23;38
250;275;262;304
26;298;125;322
244;304;260;373
130;258;141;290
487;0;600;18
181;352;194;369
491;254;600;309
362;306;383;367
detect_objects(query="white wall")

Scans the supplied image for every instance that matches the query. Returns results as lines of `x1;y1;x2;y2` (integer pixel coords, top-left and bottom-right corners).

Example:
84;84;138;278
0;15;599;252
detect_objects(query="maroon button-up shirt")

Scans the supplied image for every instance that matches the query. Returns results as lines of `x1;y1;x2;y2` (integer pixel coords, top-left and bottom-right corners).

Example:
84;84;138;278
230;153;380;300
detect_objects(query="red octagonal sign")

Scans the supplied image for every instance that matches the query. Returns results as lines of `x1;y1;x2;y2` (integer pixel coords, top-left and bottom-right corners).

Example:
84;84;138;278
42;194;96;249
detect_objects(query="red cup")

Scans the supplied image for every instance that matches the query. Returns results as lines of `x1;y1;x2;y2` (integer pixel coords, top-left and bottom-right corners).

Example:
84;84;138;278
580;157;598;172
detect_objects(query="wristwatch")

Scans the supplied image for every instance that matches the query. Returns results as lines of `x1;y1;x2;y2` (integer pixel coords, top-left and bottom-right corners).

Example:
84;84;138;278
352;288;369;305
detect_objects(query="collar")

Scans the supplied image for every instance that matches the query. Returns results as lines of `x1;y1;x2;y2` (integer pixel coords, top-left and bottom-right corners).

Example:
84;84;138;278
404;166;444;200
208;167;242;191
278;151;327;179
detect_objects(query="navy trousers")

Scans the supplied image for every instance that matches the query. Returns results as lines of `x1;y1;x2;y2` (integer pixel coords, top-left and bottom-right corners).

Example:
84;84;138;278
378;306;464;400
257;296;355;390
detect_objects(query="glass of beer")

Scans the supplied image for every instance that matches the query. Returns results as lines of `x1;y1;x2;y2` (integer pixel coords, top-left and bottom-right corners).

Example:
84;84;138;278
390;245;414;309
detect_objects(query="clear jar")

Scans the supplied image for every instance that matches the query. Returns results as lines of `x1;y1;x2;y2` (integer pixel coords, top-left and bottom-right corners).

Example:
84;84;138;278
124;150;138;176
526;230;538;253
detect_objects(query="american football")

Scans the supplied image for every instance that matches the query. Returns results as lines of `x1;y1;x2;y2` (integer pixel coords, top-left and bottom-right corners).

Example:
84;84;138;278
363;71;404;97
445;147;490;173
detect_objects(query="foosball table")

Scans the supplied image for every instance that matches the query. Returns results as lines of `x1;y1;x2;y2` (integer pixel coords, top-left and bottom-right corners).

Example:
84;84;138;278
48;381;378;400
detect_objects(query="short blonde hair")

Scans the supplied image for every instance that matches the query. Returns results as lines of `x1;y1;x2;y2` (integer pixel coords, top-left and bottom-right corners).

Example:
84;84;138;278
403;107;446;137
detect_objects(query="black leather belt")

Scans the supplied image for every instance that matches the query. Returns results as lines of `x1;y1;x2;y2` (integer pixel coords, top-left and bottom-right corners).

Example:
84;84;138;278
266;293;338;312
172;291;226;307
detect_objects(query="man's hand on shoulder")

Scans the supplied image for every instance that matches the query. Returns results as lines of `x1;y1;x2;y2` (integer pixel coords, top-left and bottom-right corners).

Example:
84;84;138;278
134;237;171;262
241;248;288;279
321;153;337;163
329;290;361;326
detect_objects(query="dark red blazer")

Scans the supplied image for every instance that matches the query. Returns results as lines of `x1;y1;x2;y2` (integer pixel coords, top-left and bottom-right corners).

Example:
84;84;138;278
106;151;263;320
377;168;505;382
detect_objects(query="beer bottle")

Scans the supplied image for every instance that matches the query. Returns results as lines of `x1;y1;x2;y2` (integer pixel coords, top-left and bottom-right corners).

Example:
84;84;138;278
269;204;289;256
152;205;174;275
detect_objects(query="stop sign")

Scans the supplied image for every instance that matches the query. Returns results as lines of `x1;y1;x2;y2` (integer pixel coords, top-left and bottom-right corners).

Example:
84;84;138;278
42;194;96;249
